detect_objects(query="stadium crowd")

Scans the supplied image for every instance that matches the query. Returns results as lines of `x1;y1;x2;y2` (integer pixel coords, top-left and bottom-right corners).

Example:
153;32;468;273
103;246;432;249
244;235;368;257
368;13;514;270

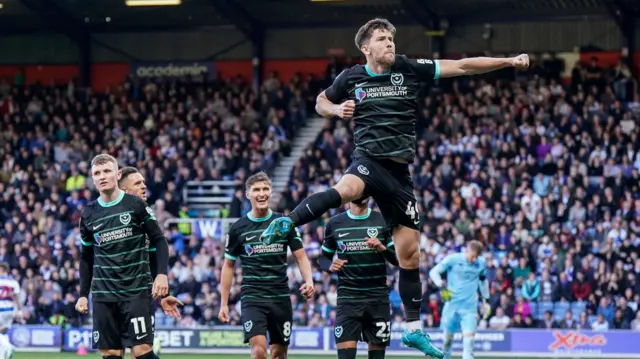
0;54;640;332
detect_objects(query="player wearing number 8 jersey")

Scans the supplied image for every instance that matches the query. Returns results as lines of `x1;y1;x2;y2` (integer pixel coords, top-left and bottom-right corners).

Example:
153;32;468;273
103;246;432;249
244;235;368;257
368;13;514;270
259;17;529;357
320;198;398;359
218;172;316;359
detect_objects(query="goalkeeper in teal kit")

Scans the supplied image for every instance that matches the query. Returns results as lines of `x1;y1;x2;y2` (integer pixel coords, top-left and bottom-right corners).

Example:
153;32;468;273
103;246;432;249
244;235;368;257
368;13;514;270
429;240;491;359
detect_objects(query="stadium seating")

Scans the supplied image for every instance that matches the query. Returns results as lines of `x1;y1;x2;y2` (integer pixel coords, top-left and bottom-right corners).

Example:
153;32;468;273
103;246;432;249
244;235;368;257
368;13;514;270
0;55;639;332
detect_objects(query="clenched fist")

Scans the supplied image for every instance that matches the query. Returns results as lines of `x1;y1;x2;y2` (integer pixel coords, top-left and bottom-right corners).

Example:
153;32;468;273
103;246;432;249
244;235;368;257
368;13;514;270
334;100;355;119
329;259;348;273
511;54;530;69
75;297;89;314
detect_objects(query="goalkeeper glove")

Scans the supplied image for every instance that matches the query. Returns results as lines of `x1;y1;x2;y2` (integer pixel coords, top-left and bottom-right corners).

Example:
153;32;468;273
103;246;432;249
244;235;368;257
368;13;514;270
440;288;453;301
481;300;492;319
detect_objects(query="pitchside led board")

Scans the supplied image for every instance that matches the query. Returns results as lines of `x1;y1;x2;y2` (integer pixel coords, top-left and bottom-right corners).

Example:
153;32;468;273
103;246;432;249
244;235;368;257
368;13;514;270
8;325;640;357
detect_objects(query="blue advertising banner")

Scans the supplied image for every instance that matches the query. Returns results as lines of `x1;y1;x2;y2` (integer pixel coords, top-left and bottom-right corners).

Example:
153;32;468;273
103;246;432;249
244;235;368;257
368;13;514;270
328;329;511;352
130;62;214;80
58;326;640;356
8;326;61;349
192;219;225;240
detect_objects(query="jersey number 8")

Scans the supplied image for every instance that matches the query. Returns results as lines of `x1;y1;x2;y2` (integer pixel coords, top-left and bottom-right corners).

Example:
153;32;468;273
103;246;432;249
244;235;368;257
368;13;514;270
283;321;291;338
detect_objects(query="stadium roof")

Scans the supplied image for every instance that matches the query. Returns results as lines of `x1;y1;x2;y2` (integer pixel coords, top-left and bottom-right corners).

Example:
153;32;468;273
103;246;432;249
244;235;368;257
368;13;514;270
0;0;637;35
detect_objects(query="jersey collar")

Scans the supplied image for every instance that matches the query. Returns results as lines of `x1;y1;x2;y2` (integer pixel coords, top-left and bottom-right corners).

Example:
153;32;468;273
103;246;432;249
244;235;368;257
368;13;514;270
247;209;273;222
347;208;371;220
98;190;125;207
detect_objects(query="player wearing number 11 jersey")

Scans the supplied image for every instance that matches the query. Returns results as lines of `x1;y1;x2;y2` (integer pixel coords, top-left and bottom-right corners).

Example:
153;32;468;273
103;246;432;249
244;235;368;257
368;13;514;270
259;17;529;357
76;154;169;359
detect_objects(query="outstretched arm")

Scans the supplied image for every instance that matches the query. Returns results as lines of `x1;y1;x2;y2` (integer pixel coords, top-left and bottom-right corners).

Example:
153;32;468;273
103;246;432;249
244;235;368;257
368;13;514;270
438;54;529;78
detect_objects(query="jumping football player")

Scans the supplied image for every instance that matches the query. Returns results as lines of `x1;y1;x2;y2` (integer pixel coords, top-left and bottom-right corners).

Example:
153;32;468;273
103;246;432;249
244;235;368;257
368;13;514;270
429;241;491;359
320;198;398;359
218;172;316;359
259;17;529;356
76;154;170;359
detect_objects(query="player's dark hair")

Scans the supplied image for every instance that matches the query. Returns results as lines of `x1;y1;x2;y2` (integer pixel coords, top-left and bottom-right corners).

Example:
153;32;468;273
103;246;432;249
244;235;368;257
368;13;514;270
468;240;484;255
90;153;118;169
245;171;271;191
0;262;9;273
354;18;396;50
351;196;369;206
119;166;139;186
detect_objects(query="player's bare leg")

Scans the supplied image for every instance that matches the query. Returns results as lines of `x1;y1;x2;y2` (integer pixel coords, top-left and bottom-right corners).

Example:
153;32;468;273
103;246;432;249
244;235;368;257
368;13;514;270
260;174;365;243
129;339;160;359
131;343;158;359
249;336;269;359
368;344;386;359
269;343;288;359
394;225;443;358
100;349;124;358
336;341;357;359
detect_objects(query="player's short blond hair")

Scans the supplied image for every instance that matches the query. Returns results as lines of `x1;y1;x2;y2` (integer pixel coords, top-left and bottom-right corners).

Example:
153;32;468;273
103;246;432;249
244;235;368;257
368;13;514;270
245;171;271;191
354;18;396;50
468;240;485;255
91;154;118;169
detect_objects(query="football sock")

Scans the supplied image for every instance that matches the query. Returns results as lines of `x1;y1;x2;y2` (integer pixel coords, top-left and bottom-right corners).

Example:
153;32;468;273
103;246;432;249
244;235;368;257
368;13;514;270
136;351;158;359
399;267;422;327
462;336;475;359
368;349;385;359
443;334;453;359
337;348;357;359
289;188;342;226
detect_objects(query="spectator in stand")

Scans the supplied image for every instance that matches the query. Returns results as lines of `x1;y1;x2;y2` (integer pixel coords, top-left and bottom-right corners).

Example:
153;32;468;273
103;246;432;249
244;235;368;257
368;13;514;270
1;53;639;331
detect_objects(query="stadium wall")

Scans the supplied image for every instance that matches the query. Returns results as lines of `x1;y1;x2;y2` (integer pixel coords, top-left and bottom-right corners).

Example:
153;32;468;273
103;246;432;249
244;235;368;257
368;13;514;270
0;50;633;91
8;325;640;358
0;19;633;64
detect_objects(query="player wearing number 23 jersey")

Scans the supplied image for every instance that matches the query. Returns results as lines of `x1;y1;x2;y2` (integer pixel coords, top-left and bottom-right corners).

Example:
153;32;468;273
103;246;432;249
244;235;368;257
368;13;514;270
320;199;398;358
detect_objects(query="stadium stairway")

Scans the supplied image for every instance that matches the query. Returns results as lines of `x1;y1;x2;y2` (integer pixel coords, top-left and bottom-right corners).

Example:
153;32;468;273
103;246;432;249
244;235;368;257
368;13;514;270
269;118;325;206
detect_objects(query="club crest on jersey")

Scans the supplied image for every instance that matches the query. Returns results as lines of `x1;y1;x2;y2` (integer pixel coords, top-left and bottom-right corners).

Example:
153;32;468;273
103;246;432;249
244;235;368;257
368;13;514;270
367;228;379;238
93;331;100;344
355;88;367;102
120;213;132;225
244;320;253;332
337;241;347;253
244;244;255;256
390;73;404;86
334;326;343;338
357;165;369;176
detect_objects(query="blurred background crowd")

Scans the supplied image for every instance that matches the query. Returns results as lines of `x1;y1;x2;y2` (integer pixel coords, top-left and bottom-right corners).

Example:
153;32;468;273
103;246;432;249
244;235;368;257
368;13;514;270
1;53;639;333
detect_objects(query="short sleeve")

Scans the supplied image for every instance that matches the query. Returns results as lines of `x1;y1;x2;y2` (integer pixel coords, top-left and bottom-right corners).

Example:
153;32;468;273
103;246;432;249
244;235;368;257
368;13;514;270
224;226;243;261
288;227;304;252
322;221;337;254
12;280;20;295
398;54;440;81
134;196;156;224
324;69;351;104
